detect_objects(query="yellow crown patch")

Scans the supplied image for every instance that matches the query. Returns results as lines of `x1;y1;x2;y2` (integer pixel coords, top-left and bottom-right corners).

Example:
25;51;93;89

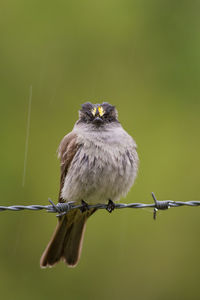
91;107;97;116
98;106;104;117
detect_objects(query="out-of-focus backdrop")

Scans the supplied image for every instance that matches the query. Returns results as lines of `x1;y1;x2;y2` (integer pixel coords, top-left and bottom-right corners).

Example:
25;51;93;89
0;1;200;299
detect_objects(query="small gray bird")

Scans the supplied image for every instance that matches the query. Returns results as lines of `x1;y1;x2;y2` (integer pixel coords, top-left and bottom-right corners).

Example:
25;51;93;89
40;102;139;268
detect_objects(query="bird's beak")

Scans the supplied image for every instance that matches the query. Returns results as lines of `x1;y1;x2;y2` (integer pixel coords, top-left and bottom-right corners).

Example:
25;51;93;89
93;116;103;125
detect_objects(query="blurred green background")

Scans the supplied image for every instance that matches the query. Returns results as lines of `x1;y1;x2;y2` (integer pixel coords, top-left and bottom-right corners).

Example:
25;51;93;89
0;0;200;299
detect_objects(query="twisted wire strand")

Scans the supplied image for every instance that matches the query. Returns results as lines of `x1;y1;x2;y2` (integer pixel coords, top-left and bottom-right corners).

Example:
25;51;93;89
0;193;200;219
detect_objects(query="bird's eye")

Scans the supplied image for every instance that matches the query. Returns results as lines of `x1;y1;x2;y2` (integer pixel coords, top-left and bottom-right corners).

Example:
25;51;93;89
103;112;109;118
85;110;94;120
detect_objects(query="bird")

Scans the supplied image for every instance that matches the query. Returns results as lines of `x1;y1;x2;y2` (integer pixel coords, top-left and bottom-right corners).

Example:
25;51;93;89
40;102;139;268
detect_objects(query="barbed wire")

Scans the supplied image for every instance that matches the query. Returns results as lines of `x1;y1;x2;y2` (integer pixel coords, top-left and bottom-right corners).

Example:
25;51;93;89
0;193;200;220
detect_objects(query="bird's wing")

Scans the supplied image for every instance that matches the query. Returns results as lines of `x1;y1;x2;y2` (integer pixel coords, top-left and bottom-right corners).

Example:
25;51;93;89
57;132;80;202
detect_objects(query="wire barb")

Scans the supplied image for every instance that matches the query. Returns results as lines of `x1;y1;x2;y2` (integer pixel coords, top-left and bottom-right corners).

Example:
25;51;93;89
0;193;200;220
152;192;170;220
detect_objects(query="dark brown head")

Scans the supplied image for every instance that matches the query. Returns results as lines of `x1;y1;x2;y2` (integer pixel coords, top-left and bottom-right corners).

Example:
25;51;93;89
78;102;119;126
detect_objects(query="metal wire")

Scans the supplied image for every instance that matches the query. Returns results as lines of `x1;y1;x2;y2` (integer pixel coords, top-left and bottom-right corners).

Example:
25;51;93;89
0;193;200;219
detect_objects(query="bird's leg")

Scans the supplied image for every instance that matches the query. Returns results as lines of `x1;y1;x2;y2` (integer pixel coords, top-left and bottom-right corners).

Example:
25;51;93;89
106;199;115;213
80;200;89;213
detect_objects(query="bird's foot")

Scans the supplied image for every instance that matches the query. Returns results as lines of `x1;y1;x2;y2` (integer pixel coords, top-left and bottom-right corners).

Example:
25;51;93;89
106;199;115;213
80;200;89;213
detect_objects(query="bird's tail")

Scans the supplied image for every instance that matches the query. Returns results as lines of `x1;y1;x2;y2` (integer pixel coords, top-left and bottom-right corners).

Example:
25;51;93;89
40;208;95;268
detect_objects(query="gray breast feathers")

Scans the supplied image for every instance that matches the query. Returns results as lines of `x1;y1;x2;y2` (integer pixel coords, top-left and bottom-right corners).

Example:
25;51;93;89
61;123;139;204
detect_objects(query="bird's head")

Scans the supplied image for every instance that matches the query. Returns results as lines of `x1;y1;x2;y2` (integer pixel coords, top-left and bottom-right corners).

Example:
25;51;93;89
78;102;119;126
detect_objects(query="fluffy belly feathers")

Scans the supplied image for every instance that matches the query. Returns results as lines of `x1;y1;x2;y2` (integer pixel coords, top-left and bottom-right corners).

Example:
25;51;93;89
61;139;138;204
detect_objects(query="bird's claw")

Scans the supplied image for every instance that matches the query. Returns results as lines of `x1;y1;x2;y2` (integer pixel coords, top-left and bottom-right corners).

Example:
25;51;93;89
106;199;115;213
80;200;89;213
